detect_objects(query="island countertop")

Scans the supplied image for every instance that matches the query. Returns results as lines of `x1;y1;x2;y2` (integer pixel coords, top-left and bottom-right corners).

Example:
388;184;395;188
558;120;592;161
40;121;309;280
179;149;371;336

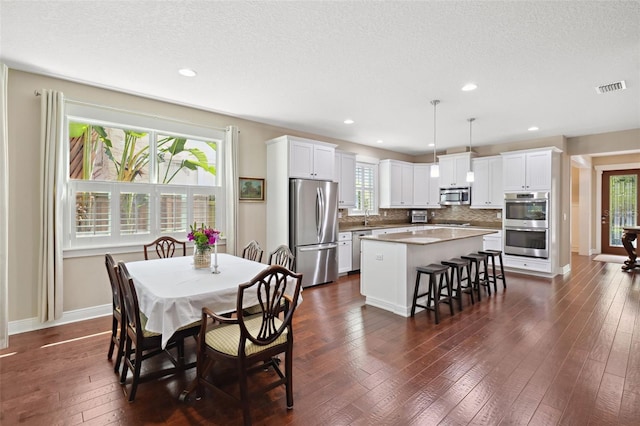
360;228;498;245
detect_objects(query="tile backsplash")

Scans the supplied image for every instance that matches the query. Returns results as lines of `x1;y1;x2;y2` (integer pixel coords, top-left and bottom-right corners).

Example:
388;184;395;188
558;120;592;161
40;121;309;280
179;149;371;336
339;206;502;227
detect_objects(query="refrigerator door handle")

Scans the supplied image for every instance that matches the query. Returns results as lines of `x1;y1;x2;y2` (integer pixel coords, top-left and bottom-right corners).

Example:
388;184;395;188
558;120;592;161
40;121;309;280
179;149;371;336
316;187;322;239
299;243;338;252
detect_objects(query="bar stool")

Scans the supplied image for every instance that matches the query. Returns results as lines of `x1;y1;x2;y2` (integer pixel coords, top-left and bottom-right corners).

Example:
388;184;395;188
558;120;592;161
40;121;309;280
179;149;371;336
478;249;507;292
441;258;474;311
411;264;453;324
461;253;491;300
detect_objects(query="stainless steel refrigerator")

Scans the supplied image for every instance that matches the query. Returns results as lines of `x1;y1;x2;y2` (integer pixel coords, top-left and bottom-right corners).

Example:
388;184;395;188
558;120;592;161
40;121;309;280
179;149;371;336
289;179;339;287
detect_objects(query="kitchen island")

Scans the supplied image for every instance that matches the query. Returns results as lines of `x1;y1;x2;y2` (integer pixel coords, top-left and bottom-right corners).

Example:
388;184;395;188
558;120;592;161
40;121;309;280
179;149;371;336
360;228;498;316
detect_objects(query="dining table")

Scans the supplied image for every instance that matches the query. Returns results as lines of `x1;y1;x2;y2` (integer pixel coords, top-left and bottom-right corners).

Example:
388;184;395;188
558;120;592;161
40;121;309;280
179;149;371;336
125;253;285;348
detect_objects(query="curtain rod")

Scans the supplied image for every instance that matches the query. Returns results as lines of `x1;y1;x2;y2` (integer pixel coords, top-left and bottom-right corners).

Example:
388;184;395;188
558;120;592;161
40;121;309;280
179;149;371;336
33;89;227;132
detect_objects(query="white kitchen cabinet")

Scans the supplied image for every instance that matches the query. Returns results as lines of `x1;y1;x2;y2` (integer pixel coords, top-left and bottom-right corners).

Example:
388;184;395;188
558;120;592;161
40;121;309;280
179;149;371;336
379;160;414;208
288;137;336;180
438;152;475;188
471;156;503;208
482;230;502;251
338;232;352;273
503;254;551;273
335;151;356;208
412;163;441;208
502;149;554;191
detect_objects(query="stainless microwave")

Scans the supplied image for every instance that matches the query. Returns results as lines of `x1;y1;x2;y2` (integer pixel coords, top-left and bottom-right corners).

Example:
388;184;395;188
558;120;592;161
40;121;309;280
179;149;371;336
439;187;470;205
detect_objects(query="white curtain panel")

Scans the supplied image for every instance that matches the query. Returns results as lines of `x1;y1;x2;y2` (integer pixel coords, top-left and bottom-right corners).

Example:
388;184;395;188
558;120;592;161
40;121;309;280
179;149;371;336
0;64;9;348
39;89;65;322
224;125;239;255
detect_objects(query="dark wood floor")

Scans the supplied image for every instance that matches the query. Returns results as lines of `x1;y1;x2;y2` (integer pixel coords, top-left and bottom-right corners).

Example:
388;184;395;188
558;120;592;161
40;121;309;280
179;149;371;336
1;254;639;425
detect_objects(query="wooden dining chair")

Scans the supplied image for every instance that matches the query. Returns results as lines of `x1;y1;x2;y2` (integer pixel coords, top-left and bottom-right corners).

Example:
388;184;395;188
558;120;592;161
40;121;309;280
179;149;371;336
267;244;295;270
105;253;125;374
194;265;303;426
117;261;201;402
143;236;186;260
241;240;263;263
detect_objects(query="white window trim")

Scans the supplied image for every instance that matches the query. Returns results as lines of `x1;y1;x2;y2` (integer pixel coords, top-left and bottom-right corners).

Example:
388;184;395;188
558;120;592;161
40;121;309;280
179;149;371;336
63;101;226;257
349;158;379;216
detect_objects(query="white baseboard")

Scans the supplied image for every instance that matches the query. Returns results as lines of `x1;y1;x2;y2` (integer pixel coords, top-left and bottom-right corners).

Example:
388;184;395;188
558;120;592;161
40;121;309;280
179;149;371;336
8;304;111;336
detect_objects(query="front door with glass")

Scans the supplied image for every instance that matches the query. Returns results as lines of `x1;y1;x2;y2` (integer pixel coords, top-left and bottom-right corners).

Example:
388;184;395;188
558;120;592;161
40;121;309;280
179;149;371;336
601;169;639;255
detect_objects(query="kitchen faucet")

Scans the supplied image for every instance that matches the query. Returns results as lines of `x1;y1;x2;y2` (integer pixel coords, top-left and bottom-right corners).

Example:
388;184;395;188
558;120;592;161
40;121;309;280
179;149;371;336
364;208;370;226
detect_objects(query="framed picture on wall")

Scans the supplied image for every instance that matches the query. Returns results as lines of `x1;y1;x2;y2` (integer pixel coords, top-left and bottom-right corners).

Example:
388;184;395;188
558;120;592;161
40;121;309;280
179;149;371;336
239;177;265;202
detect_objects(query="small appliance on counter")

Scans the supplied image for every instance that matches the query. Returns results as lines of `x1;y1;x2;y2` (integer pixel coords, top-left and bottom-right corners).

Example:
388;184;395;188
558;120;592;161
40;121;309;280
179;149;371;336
411;210;429;223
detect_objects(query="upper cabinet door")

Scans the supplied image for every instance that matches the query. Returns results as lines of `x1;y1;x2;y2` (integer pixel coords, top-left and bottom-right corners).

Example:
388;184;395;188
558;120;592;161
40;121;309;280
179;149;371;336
413;164;430;206
413;163;441;208
471;158;490;206
471;156;504;208
438;156;456;188
400;163;414;205
289;140;315;179
335;152;356;208
524;150;552;191
288;139;335;180
312;144;336;180
502;154;527;191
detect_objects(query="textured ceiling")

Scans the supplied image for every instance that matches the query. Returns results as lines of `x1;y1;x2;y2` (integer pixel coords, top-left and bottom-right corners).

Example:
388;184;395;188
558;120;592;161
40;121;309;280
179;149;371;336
1;1;639;155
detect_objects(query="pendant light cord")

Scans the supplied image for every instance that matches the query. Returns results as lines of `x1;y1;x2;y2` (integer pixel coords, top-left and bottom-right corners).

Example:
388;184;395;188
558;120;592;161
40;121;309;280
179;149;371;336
431;100;440;162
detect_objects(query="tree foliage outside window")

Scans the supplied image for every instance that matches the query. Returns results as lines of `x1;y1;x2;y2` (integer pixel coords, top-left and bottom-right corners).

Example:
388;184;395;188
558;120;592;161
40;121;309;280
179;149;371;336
67;120;221;249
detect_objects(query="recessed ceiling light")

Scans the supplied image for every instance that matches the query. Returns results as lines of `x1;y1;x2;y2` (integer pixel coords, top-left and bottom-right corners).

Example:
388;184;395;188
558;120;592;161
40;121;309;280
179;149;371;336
178;68;197;77
528;126;539;131
344;119;354;124
461;83;477;91
376;140;383;144
428;143;434;147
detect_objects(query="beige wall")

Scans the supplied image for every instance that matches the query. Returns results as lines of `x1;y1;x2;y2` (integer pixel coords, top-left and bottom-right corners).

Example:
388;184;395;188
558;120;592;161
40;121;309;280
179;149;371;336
568;129;640;156
6;69;411;322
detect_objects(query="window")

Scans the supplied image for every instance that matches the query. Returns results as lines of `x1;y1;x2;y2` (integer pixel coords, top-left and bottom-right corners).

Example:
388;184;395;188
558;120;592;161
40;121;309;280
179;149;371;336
64;104;226;251
350;162;378;215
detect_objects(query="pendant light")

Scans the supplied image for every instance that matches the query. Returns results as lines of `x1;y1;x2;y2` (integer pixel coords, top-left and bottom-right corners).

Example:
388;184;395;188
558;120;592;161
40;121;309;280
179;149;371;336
466;117;475;183
430;100;440;178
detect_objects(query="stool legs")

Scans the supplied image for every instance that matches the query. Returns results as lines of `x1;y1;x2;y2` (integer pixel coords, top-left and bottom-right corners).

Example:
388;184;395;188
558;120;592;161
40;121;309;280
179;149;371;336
470;259;481;302
412;266;453;324
436;272;454;322
479;254;492;296
446;264;474;311
497;252;506;290
479;250;506;293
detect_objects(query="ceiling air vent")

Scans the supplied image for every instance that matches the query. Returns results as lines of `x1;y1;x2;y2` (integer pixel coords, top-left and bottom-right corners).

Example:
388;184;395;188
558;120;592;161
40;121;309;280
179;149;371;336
595;80;627;94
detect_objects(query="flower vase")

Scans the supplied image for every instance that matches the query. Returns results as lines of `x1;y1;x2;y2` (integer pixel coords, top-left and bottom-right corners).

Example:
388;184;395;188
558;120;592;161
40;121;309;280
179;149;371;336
193;246;212;269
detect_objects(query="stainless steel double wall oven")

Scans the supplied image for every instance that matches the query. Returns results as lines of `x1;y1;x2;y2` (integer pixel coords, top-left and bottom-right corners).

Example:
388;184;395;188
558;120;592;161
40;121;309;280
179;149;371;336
503;192;549;259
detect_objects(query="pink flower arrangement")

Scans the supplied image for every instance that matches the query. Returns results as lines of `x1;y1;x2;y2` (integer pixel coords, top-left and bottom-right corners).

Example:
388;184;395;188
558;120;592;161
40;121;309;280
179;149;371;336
187;223;220;253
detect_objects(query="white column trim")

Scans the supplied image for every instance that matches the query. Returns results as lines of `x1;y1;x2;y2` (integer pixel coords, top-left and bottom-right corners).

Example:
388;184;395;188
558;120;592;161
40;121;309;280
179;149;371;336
594;163;640;254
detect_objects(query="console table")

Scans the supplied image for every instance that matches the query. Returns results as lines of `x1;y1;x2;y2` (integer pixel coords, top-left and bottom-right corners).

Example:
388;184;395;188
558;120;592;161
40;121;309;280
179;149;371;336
621;226;640;271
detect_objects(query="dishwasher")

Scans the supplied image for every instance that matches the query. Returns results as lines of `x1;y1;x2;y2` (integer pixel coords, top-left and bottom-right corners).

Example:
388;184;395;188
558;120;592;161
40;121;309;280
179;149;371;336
351;230;372;272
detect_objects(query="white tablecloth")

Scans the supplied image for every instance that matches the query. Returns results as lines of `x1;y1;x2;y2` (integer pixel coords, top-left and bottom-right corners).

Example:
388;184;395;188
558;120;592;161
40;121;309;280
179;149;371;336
125;254;272;348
